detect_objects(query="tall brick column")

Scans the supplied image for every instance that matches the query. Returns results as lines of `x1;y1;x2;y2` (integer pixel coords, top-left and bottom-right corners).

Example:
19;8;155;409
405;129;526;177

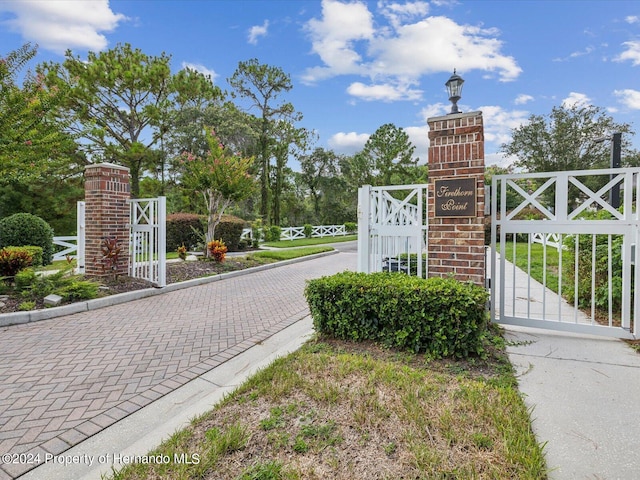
427;111;485;286
84;163;130;277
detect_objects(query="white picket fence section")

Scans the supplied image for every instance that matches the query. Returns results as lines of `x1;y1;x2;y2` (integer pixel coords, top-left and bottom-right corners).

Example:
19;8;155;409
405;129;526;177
240;224;352;241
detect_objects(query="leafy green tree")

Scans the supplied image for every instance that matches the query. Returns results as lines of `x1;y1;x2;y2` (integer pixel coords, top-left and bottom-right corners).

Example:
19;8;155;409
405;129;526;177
501;105;636;173
0;177;83;234
0;43;80;183
228;59;302;223
270;122;311;225
361;123;418;185
501;104;639;209
300;147;340;220
39;43;173;196
180;129;255;253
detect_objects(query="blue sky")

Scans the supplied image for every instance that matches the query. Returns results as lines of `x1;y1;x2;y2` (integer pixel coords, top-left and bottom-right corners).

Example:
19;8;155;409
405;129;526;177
1;0;639;169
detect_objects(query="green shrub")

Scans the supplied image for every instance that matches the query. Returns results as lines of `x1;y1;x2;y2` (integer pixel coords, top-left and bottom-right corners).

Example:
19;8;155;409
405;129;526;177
18;301;36;311
0;213;54;264
344;222;357;233
215;214;246;252
0;247;34;277
251;219;263;247
166;213;205;252
305;272;489;358
14;268;37;290
56;280;99;301
264;225;282;242
19;246;43;267
303;224;313;238
16;266;100;302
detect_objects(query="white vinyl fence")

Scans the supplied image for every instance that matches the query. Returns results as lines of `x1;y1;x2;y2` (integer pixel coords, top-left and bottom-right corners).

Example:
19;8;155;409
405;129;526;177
240;224;353;242
52;202;85;273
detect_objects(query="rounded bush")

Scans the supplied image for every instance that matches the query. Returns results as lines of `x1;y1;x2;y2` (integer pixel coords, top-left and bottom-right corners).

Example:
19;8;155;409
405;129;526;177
0;213;54;265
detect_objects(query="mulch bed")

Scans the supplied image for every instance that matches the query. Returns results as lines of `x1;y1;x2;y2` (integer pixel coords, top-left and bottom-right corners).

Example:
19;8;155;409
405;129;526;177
0;257;269;315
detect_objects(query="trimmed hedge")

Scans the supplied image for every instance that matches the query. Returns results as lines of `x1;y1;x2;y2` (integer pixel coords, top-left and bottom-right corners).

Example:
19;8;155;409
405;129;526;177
166;213;205;252
305;272;489;358
215;214;246;252
0;213;54;265
166;213;247;252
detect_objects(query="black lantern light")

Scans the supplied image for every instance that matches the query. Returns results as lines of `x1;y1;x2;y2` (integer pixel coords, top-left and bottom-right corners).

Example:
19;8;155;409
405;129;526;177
445;69;464;114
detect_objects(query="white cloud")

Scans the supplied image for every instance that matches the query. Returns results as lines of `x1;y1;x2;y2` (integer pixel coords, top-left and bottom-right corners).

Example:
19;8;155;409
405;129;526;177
0;0;126;54
346;80;422;101
302;0;521;98
404;125;429;162
181;62;219;83
485;152;517;168
613;89;640;110
562;92;592;109
625;15;639;24
368;16;520;81
477;105;530;147
379;1;430;29
615;40;640;66
418;102;449;119
328;131;370;155
248;20;269;45
302;0;374;82
514;94;534;105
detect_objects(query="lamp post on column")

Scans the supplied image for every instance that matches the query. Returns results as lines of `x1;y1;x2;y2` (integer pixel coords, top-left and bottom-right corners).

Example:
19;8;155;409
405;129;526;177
445;69;464;114
594;132;622;209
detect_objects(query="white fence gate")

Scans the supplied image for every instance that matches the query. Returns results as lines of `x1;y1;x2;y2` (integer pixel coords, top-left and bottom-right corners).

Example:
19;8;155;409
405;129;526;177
357;184;428;277
491;167;640;339
129;197;166;287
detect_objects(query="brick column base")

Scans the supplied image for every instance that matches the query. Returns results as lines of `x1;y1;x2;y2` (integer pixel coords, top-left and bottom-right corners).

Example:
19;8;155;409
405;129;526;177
84;163;130;277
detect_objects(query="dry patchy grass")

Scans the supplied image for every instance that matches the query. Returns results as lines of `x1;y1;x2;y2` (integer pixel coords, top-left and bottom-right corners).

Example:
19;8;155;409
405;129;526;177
107;330;546;480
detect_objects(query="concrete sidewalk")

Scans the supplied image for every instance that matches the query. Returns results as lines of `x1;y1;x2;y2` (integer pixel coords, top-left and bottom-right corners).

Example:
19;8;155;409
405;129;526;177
505;326;640;480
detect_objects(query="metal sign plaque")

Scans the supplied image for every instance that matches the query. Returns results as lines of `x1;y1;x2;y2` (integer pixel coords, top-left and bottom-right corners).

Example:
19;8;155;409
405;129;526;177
434;177;476;217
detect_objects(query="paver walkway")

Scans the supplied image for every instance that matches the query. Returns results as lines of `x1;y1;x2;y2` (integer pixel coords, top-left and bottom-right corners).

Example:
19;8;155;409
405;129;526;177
0;250;356;479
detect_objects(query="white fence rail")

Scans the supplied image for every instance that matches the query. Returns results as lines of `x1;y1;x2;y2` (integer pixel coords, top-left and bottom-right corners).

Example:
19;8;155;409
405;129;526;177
56;220;346;268
530;232;563;250
52;202;85;273
240;224;353;242
52;236;79;261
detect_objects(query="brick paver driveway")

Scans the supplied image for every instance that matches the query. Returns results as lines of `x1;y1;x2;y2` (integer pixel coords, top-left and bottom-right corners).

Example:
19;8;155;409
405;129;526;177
0;250;355;479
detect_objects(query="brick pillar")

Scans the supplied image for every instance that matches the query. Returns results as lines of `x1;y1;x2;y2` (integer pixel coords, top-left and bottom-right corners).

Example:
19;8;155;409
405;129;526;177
84;163;130;277
427;111;485;286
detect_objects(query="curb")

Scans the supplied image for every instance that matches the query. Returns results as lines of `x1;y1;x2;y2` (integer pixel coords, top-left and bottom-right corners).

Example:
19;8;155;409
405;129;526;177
0;250;338;328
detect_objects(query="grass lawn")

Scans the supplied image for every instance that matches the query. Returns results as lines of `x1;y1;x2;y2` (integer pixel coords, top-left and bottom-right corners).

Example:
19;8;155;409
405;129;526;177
250;246;334;261
500;241;564;293
264;235;357;248
106;329;546;480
